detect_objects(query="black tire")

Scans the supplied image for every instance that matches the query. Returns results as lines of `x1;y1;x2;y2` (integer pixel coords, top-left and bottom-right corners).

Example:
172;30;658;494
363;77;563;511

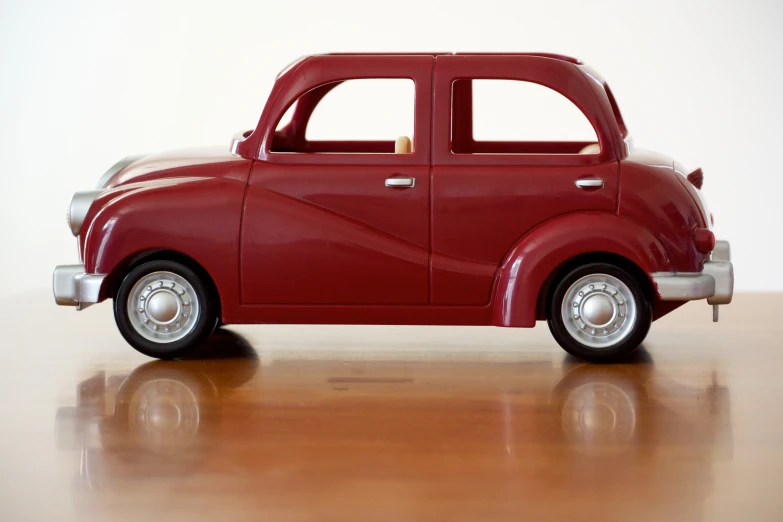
546;262;652;363
114;260;217;359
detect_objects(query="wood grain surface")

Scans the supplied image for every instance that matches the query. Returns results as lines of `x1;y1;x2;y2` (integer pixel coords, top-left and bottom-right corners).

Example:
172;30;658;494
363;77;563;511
0;292;780;521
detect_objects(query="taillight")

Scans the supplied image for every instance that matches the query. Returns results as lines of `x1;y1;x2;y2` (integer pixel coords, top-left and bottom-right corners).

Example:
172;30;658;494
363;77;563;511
694;228;715;254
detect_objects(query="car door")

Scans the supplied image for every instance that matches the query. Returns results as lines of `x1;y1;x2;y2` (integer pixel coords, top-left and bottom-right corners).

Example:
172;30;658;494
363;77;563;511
430;54;621;305
240;55;433;305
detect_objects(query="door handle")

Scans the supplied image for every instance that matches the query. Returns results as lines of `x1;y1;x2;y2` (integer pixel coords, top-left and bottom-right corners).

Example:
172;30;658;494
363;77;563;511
385;177;416;188
575;178;605;189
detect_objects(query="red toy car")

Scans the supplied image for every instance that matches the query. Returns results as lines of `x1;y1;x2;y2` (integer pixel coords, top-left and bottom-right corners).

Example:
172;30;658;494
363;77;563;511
53;53;733;362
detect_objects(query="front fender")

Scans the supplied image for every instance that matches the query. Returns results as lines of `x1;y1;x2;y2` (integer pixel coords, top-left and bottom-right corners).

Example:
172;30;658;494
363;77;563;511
492;212;673;327
83;177;246;310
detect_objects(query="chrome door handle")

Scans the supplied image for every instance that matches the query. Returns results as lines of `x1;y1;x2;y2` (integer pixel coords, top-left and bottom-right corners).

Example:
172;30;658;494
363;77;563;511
575;178;605;189
385;177;415;188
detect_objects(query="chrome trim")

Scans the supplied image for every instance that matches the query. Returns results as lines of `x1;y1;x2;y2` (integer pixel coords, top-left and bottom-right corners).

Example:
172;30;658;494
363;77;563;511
385;177;416;188
624;135;634;155
53;264;106;308
67;190;103;236
703;260;733;305
561;273;637;349
713;240;730;262
575;178;605;189
652;241;733;305
230;131;246;157
126;271;200;343
95;154;145;190
652;272;715;301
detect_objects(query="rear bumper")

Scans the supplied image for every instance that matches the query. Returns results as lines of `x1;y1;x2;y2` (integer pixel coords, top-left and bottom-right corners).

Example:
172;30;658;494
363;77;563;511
651;240;733;305
53;264;106;309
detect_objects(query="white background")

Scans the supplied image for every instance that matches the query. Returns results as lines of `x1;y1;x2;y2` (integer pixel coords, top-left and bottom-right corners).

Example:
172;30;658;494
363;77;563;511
1;0;781;296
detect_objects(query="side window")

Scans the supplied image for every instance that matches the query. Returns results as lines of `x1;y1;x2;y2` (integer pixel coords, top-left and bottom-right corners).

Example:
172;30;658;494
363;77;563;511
451;79;599;155
272;79;415;154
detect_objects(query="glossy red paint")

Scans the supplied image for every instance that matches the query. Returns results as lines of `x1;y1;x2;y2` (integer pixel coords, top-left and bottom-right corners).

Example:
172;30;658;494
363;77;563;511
687;168;704;190
240;56;433;306
619;150;710;273
102;147;249;189
430;55;624;304
240;162;430;305
82;152;252;311
492;212;673;327
79;53;713;328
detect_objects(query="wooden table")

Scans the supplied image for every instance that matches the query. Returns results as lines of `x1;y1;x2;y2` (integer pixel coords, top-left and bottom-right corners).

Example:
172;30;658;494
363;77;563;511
1;291;780;521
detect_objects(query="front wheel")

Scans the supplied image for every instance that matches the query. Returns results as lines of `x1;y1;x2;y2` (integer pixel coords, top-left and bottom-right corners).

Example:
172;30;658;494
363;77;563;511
114;260;217;359
547;263;652;363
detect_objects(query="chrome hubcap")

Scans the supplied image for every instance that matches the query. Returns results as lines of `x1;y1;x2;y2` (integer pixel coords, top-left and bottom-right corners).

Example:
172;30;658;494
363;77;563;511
581;294;615;328
561;273;637;348
127;271;200;343
146;291;181;324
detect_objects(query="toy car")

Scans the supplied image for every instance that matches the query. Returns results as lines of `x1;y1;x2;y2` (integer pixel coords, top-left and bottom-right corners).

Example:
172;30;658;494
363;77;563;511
53;53;733;362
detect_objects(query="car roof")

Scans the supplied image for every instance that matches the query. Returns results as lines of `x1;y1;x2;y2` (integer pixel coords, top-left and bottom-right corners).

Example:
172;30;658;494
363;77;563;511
319;52;582;64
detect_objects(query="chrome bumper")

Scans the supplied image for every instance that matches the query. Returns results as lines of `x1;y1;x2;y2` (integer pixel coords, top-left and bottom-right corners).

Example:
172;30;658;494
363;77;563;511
651;240;734;305
53;264;106;309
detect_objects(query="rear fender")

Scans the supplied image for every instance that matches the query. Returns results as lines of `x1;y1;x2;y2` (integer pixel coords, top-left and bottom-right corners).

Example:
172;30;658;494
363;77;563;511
492;212;673;327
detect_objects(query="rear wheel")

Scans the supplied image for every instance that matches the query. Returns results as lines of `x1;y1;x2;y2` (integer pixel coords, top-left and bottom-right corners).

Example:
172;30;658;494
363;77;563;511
547;263;652;363
114;260;217;359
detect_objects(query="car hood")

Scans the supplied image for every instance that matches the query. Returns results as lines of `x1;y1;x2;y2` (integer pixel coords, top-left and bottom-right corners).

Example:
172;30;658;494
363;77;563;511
100;146;251;189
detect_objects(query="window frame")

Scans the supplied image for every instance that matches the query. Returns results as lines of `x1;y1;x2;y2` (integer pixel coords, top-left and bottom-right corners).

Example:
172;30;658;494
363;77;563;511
303;78;415;144
456;78;601;151
259;55;433;166
432;55;625;167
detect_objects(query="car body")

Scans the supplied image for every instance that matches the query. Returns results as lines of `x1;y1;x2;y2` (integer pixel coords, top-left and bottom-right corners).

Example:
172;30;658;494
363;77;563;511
53;53;734;361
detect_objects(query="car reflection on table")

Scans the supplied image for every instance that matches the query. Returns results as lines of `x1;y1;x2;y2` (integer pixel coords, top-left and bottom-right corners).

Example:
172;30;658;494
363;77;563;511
55;333;732;520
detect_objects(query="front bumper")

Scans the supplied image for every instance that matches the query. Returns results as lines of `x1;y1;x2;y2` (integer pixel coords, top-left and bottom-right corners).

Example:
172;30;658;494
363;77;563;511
651;240;734;305
53;264;106;309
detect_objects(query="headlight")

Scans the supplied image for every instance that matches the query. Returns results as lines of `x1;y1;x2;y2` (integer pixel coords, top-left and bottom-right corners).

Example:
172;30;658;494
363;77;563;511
67;190;103;236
